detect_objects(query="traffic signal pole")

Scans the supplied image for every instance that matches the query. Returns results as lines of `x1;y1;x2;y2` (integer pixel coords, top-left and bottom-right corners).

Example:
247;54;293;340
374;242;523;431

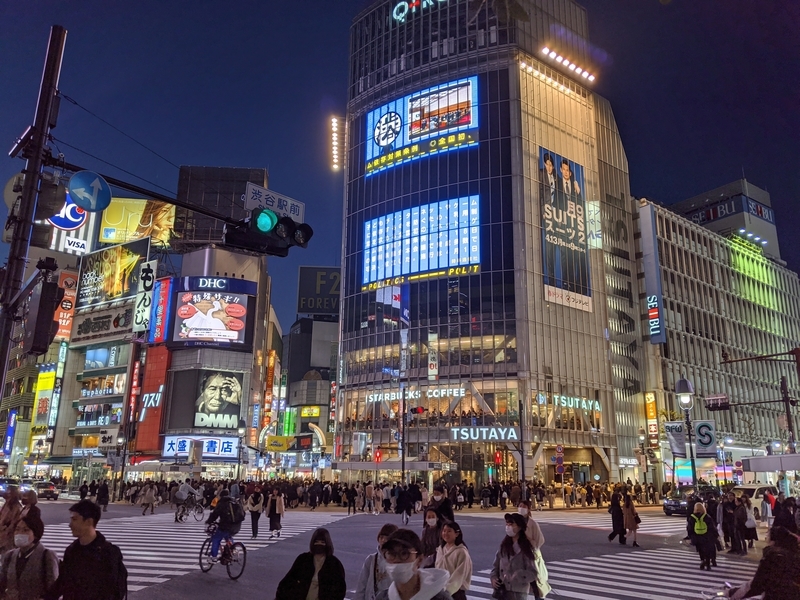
0;26;67;397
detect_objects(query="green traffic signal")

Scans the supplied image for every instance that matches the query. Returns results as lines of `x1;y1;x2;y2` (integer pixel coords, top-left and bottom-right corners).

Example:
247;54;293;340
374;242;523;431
252;208;278;233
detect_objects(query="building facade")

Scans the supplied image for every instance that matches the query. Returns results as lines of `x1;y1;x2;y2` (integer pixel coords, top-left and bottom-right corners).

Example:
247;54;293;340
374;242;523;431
336;0;645;486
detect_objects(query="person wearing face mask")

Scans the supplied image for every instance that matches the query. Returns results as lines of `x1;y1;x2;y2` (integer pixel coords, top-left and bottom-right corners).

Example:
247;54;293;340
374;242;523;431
0;487;22;553
20;490;41;523
276;528;346;600
354;524;399;600
427;486;454;523
434;521;472;600
377;529;452;600
265;487;286;539
490;514;538;600
0;512;58;600
421;510;444;567
246;485;264;539
516;502;549;599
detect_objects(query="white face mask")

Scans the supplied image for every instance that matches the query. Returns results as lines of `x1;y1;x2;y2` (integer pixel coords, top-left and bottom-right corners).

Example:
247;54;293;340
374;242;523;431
14;534;31;548
426;518;438;527
385;562;416;584
505;525;515;537
518;507;529;516
433;495;442;502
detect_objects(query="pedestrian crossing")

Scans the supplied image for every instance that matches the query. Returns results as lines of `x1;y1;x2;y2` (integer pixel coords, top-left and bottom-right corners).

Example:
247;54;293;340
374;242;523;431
462;510;688;538
40;509;349;592
469;547;758;600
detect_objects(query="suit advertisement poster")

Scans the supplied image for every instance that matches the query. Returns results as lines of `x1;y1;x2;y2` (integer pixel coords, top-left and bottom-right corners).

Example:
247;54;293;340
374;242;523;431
539;148;592;312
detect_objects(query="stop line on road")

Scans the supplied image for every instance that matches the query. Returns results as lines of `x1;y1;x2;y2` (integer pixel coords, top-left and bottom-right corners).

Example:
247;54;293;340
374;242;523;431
462;510;689;538
471;547;757;600
40;510;348;593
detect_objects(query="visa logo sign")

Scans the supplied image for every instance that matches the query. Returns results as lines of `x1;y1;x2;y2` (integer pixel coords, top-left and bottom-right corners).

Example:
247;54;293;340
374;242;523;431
64;237;87;253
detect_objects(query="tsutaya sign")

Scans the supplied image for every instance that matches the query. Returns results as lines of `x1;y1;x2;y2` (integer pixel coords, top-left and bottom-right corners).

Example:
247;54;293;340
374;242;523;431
392;0;449;24
367;385;466;403
536;393;602;412
450;426;520;441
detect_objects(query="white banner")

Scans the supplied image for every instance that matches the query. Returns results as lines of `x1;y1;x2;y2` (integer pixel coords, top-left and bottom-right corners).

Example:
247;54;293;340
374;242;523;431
428;332;438;381
694;420;717;458
133;260;156;333
98;427;120;448
664;421;687;458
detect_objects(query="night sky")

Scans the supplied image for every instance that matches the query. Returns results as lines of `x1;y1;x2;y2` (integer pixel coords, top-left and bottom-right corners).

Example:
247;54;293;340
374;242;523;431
2;1;798;332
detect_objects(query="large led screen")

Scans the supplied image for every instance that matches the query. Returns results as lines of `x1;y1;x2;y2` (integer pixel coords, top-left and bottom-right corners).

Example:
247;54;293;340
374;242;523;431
168;369;244;430
99;197;176;248
365;76;479;176
539;148;592;312
76;238;150;309
362;196;480;289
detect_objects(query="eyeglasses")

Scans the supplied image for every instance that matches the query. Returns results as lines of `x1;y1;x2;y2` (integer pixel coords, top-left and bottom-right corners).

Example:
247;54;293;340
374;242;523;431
383;549;418;562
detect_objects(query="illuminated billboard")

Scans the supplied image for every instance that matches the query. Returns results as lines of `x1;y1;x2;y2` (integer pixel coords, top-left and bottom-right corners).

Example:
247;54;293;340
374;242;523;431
539;148;592;312
362;196;480;289
365;76;478;176
76;238;150;309
99;197;175;248
168;369;244;430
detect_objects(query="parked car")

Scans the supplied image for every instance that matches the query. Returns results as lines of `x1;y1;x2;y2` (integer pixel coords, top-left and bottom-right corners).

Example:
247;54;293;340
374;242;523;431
663;484;719;516
731;484;778;502
0;478;20;494
20;478;35;492
35;481;59;500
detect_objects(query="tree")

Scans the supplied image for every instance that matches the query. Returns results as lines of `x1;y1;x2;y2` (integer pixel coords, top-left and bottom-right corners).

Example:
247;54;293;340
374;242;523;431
736;414;760;457
659;409;682;487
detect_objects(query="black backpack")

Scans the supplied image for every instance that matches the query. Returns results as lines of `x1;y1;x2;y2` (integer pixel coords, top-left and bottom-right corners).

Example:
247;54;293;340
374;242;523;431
100;540;128;600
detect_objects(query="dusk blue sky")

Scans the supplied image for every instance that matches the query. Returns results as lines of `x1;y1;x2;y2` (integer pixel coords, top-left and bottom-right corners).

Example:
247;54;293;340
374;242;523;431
2;1;798;332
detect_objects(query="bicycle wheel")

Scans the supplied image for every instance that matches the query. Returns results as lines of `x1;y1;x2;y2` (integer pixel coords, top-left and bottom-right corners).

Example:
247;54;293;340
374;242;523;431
199;538;214;572
226;542;247;580
193;504;205;521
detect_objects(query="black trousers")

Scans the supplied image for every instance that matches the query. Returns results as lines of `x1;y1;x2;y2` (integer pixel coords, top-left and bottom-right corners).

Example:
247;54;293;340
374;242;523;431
250;511;260;537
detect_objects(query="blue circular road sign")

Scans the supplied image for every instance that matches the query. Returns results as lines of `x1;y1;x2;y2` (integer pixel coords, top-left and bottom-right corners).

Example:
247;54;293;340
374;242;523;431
67;170;112;212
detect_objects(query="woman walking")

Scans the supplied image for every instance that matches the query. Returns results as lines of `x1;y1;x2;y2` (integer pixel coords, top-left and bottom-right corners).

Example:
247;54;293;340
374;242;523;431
246;484;264;539
435;521;472;600
622;493;640;547
265;487;286;539
421;509;443;567
276;528;347;600
518;500;550;598
742;495;759;549
607;490;626;545
354;524;398;600
688;503;718;570
0;512;59;599
140;481;156;515
490;513;538;600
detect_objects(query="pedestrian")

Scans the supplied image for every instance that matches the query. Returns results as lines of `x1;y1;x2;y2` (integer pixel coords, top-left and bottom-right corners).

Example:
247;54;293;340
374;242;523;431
607;490;627;545
421;509;443;566
96;480;109;513
88;480;97;503
622;493;641;547
20;490;41;523
78;482;88;501
435;521;472;600
0;512;59;600
688;503;718;570
140;482;156;516
376;529;451;600
246;484;264;539
427;486;454;522
365;482;375;515
0;487;22;553
593;485;602;509
44;499;127;600
276;528;347;600
722;492;737;549
742;495;759;549
732;496;748;555
354;524;398;600
729;524;800;600
490;513;538;600
372;484;383;516
345;484;357;516
517;501;549;599
396;486;414;525
466;484;475;509
265;487;285;539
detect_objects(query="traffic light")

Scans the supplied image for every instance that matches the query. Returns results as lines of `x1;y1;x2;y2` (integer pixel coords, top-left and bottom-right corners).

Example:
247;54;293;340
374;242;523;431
374;448;382;463
494;450;502;465
409;407;427;415
223;208;314;257
22;279;64;356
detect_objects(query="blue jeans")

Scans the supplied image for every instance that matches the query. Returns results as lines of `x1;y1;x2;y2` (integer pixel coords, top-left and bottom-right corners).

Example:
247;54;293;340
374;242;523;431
211;529;232;557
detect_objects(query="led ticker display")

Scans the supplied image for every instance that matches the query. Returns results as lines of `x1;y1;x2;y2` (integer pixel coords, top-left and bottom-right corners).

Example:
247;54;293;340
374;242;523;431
362;196;480;289
365;76;478;176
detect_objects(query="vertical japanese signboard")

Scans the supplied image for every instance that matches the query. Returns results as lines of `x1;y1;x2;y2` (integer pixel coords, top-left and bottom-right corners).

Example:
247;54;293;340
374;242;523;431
428;332;438;381
54;271;78;341
133;260;156;333
148;277;173;344
645;392;659;448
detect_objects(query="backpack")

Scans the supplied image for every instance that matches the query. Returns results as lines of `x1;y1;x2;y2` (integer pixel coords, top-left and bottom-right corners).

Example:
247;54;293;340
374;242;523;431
692;514;708;536
98;540;127;600
228;500;246;524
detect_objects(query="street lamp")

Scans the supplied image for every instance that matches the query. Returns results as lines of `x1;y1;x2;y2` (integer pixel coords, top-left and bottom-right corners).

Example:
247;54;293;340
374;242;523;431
718;436;734;488
236;425;246;481
113;433;126;502
676;377;698;487
34;439;44;478
638;427;648;502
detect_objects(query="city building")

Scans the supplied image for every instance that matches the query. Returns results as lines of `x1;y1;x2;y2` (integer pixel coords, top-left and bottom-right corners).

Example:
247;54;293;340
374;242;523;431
639;191;800;488
335;0;645;486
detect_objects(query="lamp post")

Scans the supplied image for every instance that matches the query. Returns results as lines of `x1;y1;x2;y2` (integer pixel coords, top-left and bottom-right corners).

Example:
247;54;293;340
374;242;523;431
34;439;44;478
237;426;246;481
638;427;648;503
676;377;698;487
113;434;126;502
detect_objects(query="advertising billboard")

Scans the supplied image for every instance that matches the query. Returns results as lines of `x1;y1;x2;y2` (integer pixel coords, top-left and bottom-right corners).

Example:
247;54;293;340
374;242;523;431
76;238;150;309
132;260;157;333
149;277;173;344
639;203;666;344
162;435;239;459
362;196;480;289
168;369;244;430
54;271;78;341
171;277;256;349
33;364;56;428
297;267;341;316
3;410;17;455
365;76;479;176
538;148;592;312
99;197;175;248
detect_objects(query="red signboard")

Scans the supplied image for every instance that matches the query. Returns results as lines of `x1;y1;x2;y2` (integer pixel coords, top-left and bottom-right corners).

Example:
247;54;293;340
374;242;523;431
54;271;78;341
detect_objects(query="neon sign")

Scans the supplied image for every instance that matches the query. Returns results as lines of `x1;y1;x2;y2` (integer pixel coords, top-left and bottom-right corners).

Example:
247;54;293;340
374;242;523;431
392;0;448;24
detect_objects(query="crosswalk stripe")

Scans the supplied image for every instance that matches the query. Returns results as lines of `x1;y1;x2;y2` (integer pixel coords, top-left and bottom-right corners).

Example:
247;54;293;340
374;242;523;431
40;510;348;592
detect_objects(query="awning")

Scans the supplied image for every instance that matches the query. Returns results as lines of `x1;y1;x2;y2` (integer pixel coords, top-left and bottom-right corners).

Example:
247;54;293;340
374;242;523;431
742;455;800;472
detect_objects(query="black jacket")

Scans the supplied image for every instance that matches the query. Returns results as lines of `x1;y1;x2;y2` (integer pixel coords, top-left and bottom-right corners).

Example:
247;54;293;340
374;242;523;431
276;552;346;600
206;497;240;533
44;532;126;600
745;545;800;600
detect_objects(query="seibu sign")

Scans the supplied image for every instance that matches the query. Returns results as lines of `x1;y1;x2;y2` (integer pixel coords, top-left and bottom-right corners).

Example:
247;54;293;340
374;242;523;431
367;386;466;403
450;426;520;441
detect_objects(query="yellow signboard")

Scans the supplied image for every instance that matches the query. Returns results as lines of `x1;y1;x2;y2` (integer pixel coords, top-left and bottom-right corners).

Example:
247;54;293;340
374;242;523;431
645;392;658;420
300;406;321;418
265;436;293;452
99;198;175;248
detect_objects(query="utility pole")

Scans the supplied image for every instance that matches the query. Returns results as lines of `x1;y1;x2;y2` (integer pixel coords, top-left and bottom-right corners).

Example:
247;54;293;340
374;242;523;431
0;26;67;395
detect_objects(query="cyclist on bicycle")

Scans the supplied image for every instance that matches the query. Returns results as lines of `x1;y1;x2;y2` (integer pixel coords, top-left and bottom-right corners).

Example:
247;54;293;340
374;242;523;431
174;479;202;522
205;490;242;562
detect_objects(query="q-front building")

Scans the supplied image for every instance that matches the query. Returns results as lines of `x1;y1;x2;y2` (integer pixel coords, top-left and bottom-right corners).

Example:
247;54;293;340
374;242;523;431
334;0;647;487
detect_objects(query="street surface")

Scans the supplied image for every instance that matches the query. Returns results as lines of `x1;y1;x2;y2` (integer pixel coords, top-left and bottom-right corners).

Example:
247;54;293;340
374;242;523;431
36;503;758;599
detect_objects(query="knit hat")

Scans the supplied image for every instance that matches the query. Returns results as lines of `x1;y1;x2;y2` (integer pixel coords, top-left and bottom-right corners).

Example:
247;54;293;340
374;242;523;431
22;512;45;542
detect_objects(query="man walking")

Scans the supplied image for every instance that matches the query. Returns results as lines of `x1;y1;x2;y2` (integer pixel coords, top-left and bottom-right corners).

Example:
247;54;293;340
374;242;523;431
45;500;127;600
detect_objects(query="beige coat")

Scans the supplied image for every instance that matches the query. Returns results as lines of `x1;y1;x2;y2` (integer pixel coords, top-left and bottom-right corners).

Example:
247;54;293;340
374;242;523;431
622;502;639;531
525;517;545;550
434;543;472;594
265;495;285;516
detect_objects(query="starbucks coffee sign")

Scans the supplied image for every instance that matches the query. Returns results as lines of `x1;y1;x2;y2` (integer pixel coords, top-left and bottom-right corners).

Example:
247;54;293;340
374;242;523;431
449;426;520;441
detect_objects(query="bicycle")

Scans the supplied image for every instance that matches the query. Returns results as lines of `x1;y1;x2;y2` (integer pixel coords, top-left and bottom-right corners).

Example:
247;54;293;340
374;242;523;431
199;524;247;579
699;582;737;599
176;494;205;522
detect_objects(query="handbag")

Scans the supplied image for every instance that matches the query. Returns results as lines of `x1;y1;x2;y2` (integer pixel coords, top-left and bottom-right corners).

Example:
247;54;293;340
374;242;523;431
634;514;642;525
491;584;507;600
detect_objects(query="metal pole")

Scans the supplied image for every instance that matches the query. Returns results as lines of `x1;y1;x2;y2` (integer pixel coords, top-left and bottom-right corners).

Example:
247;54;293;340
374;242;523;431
400;381;406;486
518;394;526;499
685;408;698;487
0;26;67;396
